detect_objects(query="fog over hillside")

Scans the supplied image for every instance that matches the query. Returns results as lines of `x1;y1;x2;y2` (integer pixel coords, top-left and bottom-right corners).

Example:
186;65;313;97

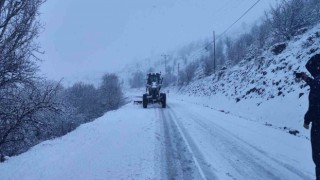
38;0;277;85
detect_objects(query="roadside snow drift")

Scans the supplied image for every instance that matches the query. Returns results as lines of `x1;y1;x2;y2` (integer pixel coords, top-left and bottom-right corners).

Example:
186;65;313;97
0;104;159;180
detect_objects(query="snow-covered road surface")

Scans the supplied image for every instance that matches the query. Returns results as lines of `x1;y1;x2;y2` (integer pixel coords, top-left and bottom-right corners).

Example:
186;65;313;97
0;97;315;180
162;100;313;179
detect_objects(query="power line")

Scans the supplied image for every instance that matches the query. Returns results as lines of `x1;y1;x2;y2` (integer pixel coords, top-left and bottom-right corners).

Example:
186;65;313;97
186;0;262;61
216;0;262;40
176;1;243;61
211;0;236;20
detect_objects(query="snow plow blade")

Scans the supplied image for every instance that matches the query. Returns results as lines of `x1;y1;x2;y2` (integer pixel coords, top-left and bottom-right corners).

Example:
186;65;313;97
133;100;142;104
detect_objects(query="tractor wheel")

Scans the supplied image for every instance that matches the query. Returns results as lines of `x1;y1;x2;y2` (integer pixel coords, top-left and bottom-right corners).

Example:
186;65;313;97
161;93;166;108
143;94;148;108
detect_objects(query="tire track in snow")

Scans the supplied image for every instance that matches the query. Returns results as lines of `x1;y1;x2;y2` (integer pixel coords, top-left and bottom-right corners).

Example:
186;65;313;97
158;106;217;180
169;102;312;180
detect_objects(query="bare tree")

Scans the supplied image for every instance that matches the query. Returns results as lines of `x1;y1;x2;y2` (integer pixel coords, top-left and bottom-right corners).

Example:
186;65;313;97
64;82;103;121
250;21;271;49
0;0;58;156
224;36;236;65
0;80;63;155
0;0;45;89
184;62;198;84
178;70;187;86
203;55;214;76
129;71;144;88
99;74;124;111
266;0;309;41
307;0;320;24
163;65;177;87
215;40;226;67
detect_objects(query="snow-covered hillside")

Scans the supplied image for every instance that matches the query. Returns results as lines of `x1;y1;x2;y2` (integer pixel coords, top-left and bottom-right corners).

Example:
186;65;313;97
171;24;320;137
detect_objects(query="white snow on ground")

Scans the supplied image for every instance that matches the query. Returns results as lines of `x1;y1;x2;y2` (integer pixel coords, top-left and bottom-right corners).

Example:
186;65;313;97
0;92;315;179
169;92;309;138
0;102;159;180
167;98;313;179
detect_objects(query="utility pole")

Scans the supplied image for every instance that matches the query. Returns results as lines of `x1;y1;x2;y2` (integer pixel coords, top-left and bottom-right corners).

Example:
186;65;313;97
161;54;169;72
178;63;180;75
213;30;216;74
177;63;180;85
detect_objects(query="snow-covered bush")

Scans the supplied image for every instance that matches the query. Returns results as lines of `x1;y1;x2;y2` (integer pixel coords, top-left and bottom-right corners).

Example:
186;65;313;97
64;82;103;121
266;0;314;42
0;80;64;156
163;66;177;87
184;62;198;85
99;73;124;111
129;71;145;88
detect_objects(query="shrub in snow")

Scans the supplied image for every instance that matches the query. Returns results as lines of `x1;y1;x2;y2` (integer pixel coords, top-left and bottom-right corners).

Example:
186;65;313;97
267;0;311;41
64;82;104;121
271;43;287;55
99;73;124;111
289;129;300;136
129;71;145;88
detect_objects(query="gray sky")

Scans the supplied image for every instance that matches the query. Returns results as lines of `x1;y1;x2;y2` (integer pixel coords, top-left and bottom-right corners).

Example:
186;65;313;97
38;0;276;84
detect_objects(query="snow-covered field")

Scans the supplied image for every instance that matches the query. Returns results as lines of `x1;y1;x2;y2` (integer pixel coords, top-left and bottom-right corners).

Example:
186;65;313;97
0;92;314;180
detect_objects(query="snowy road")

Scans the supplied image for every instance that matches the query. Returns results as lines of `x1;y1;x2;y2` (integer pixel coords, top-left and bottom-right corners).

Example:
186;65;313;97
157;99;313;180
0;96;315;180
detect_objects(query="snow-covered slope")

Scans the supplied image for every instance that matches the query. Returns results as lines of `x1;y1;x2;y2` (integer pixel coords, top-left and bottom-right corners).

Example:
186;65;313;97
0;103;159;180
172;24;320;137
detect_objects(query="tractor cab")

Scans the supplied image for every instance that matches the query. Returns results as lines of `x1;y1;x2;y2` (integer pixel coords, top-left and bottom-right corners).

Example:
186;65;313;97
147;73;162;86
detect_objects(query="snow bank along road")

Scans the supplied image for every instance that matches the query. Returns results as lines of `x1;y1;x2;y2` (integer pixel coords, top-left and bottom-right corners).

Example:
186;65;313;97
0;96;315;180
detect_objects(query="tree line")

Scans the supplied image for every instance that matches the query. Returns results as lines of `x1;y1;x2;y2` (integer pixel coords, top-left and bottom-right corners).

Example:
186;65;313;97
0;0;124;158
202;0;320;77
131;0;320;87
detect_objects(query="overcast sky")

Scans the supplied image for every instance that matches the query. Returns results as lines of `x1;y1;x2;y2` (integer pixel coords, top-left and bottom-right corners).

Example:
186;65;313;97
38;0;277;84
